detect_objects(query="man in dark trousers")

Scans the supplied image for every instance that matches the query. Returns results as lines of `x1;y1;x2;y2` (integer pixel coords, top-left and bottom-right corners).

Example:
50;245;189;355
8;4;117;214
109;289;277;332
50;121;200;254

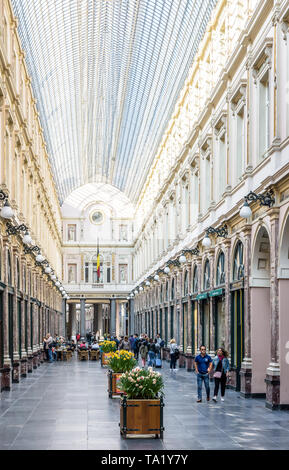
194;345;213;402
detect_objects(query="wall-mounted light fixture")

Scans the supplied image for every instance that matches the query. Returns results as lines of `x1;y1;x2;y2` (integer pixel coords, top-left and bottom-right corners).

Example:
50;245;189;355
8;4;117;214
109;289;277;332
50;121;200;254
240;189;275;219
179;247;200;263
0;190;14;219
202;224;228;248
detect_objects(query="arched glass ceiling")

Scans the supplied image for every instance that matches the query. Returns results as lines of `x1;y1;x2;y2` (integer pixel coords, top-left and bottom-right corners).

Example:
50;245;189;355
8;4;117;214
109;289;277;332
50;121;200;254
12;0;218;205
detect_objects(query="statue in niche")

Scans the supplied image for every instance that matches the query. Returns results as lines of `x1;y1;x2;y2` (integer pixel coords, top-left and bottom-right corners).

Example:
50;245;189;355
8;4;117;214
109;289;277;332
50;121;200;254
119;224;128;241
68;225;76;241
68;265;76;283
119;264;127;283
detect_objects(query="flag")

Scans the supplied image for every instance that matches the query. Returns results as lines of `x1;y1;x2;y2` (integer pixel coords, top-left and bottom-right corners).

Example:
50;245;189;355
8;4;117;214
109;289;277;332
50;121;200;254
96;238;100;281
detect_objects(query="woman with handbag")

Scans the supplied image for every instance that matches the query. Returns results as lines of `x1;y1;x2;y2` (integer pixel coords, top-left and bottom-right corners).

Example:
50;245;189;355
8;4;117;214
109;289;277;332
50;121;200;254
212;348;230;402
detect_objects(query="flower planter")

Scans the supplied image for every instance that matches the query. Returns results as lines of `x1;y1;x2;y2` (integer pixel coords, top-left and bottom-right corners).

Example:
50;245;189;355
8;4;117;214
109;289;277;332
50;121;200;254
119;395;164;439
108;370;124;398
101;352;110;367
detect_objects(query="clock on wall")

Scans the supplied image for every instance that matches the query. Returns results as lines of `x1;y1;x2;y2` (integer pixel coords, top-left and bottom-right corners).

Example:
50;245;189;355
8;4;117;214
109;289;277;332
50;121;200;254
90;210;104;225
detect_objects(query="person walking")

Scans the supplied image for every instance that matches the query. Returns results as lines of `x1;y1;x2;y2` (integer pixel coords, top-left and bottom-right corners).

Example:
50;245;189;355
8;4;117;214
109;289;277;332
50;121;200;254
212;348;230;402
133;334;140;359
139;341;148;368
119;335;130;351
43;333;50;361
194;345;213;402
129;335;135;352
147;339;156;367
169;339;179;370
44;333;53;362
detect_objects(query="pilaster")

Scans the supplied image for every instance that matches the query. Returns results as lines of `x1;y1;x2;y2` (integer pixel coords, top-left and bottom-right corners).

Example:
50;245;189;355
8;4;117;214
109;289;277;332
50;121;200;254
265;208;280;409
240;224;253;397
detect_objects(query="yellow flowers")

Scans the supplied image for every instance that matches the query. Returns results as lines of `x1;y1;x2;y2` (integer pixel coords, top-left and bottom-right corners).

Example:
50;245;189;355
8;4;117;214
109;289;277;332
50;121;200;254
100;340;117;353
107;349;137;373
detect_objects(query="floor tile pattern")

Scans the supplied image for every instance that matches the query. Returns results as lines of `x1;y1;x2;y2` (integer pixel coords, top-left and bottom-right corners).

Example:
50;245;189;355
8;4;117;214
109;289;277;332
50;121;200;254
0;358;289;450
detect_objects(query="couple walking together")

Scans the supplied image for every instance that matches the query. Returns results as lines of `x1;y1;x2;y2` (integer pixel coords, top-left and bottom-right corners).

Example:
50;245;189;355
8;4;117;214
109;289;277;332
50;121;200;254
195;346;230;402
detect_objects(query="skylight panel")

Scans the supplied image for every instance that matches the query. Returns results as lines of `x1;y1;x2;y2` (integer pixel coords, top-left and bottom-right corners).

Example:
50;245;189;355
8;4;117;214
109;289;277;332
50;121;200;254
11;0;218;205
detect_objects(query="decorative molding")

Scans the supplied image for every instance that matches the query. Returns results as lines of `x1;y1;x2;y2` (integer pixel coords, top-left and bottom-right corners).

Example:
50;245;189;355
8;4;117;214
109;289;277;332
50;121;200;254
251;38;273;84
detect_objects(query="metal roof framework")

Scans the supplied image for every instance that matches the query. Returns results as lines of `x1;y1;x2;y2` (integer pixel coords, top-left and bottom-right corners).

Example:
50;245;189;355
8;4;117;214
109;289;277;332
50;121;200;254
12;0;218;205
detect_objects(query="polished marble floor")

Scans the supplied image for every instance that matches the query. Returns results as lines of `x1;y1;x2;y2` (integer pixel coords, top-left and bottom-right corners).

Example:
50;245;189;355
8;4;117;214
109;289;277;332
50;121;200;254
0;357;289;450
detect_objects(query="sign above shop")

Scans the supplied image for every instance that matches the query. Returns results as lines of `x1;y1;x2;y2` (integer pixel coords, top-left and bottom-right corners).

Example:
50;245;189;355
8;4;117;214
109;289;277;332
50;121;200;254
196;293;208;300
209;288;224;297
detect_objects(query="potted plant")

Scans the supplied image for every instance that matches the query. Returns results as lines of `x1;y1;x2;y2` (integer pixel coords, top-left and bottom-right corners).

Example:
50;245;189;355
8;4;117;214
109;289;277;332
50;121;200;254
107;350;137;398
118;367;165;439
99;340;116;367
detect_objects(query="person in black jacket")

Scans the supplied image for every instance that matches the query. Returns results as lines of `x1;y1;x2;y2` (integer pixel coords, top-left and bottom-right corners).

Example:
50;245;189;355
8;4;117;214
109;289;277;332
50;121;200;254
133;334;140;359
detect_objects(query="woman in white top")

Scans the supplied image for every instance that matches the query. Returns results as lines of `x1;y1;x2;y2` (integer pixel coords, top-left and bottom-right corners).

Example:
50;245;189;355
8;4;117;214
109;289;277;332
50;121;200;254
169;339;179;370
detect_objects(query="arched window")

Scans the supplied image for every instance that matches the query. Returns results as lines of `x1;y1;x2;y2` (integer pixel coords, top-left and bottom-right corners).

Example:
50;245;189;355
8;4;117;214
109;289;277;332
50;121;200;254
233;241;244;281
184;270;189;296
192;266;198;294
171;278;175;300
7;250;12;286
203;259;210;291
216;251;225;286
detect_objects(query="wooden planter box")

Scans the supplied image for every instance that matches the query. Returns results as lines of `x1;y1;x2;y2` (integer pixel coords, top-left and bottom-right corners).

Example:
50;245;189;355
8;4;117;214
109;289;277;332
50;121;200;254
108;370;124;398
119;396;164;439
101;352;111;367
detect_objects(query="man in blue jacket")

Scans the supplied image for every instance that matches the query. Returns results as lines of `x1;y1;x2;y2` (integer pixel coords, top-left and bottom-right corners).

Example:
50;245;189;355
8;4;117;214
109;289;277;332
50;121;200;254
194;345;213;402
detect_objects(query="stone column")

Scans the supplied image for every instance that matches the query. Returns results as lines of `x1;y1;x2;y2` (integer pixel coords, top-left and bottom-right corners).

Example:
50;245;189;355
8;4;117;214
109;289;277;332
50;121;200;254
20;295;27;377
110;298;116;336
208;249;215;358
240;225;253;397
80;298;86;338
265;208;280;409
1;241;11;391
97;304;103;338
27;296;33;373
129;299;134;336
62;299;66;338
93;304;99;333
32;302;38;370
67;303;76;339
12;249;20;383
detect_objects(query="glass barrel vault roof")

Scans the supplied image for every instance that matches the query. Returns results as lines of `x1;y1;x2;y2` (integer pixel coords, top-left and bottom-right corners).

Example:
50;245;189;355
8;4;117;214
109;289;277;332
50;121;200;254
11;0;218;205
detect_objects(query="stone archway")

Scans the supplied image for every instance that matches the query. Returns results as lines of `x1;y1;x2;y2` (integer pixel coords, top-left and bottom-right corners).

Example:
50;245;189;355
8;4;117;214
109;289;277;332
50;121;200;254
250;225;271;396
278;212;289;406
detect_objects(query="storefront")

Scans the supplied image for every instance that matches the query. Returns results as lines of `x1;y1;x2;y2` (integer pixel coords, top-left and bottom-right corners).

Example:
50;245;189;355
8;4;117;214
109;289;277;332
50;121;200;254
191;265;199;356
197;292;210;350
230;241;245;391
210;288;225;350
182;300;188;353
170;303;174;343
